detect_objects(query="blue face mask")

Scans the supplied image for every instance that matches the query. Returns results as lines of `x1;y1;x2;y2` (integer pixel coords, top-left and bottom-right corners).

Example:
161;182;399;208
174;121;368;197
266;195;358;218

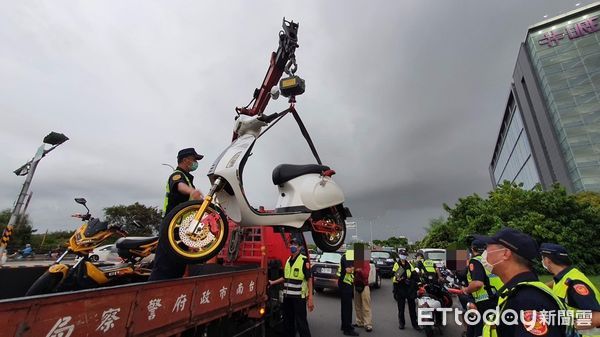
190;161;198;171
290;246;298;254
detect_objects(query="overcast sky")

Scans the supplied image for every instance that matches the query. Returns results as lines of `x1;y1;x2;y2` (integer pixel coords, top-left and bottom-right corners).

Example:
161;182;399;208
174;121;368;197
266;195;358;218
0;0;590;242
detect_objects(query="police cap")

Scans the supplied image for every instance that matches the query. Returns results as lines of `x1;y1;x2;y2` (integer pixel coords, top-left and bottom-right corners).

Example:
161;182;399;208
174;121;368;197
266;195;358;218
540;243;569;257
177;148;204;162
475;228;538;261
471;238;487;250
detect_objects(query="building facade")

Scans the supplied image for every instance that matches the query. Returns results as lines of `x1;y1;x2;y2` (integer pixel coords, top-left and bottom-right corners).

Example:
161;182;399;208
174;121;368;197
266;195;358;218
490;2;600;192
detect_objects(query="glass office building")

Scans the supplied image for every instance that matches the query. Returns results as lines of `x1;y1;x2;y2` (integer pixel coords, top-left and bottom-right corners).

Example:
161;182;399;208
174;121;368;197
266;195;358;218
490;2;600;192
526;7;600;191
492;94;542;190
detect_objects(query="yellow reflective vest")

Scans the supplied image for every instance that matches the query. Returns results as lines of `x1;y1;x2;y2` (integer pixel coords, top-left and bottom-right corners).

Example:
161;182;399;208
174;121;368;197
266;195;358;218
337;250;354;285
284;254;308;298
163;169;192;214
482;281;575;337
552;267;600;337
392;261;413;283
467;255;504;303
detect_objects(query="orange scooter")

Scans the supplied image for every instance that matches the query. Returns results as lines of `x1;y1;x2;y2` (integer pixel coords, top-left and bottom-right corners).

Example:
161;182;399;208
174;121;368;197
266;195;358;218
26;198;157;296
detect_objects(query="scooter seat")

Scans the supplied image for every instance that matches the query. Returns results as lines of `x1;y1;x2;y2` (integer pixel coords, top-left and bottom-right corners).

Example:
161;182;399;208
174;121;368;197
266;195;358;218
272;164;330;185
115;236;158;250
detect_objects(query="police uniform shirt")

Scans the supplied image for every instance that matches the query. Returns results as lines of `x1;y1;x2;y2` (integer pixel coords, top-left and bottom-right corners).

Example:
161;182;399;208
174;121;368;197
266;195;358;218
498;271;564;337
166;168;195;214
553;266;600;311
288;254;311;280
468;257;487;283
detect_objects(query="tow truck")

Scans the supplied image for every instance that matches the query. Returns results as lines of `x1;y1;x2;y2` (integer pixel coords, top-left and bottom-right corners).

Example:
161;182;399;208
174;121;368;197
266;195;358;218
0;223;306;337
0;18;316;337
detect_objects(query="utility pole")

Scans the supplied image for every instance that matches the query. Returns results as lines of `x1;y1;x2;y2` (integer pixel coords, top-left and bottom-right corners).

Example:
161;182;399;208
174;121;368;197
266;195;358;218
369;220;373;247
0;132;68;265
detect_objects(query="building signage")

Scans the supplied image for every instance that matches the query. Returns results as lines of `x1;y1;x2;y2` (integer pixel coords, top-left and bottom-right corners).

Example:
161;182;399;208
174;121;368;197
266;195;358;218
538;16;599;47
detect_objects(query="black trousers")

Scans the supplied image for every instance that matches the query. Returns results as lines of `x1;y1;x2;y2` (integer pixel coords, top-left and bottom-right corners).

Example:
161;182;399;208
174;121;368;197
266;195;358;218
339;281;354;332
467;299;496;337
283;296;311;337
397;295;418;328
148;219;186;281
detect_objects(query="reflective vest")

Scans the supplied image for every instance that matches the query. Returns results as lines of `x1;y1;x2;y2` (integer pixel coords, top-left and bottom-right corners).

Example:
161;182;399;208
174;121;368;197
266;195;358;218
422;259;437;276
337;250;354;285
482;281;575;337
163;170;192;214
467;256;504;303
552;268;600;337
283;254;308;298
392;261;412;283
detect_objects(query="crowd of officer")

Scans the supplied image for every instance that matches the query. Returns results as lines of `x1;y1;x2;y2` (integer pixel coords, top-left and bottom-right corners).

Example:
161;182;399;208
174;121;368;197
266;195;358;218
330;227;600;337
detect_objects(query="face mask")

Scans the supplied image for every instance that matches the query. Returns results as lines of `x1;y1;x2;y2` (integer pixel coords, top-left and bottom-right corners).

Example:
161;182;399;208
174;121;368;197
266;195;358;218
190;161;198;171
290;246;298;254
541;257;549;271
481;248;506;272
399;255;407;260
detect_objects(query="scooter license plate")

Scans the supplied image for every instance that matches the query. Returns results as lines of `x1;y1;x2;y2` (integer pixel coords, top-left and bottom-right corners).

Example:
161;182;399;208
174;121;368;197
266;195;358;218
321;267;332;274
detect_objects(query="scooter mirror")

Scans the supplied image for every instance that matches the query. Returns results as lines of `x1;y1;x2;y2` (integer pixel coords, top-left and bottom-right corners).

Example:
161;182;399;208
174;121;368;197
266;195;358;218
270;86;280;100
74;198;87;205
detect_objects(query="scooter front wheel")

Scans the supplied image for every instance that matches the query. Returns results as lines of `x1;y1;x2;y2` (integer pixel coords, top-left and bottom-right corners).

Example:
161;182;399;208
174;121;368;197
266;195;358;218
163;200;229;264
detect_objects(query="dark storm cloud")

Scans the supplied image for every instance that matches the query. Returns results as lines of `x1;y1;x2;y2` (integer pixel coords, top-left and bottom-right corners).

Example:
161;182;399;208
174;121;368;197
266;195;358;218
0;0;588;241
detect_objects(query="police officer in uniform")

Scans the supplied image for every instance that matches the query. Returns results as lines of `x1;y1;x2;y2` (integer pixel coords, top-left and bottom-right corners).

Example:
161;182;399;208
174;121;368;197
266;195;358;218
149;148;204;281
415;251;442;283
462;238;504;337
392;253;420;331
269;237;314;337
540;243;600;336
338;248;359;336
478;228;571;337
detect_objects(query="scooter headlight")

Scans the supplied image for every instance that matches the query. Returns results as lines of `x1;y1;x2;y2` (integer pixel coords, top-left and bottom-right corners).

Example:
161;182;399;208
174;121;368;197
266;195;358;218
226;151;242;168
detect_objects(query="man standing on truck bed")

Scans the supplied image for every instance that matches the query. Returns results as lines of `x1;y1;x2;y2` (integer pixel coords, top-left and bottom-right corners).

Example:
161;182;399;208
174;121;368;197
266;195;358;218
269;237;314;337
149;148;205;281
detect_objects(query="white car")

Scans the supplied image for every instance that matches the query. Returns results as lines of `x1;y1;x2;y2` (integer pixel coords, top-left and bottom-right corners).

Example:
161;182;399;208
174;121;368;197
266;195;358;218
89;244;121;262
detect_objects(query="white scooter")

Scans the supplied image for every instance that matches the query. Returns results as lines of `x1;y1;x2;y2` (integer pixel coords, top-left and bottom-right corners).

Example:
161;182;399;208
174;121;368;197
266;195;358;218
161;105;352;264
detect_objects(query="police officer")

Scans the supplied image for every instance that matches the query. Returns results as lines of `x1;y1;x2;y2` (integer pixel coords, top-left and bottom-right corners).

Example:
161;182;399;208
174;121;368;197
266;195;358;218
338;248;359;336
462;238;503;337
392;252;420;331
269;238;314;337
149;148;205;281
415;251;442;282
540;243;600;336
478;228;571;337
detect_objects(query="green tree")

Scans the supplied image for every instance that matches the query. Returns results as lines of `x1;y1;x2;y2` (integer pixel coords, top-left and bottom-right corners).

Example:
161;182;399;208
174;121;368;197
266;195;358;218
103;203;162;236
420;182;600;274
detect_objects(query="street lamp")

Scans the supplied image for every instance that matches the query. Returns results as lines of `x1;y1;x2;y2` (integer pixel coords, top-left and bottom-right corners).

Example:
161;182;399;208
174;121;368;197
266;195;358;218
0;131;69;265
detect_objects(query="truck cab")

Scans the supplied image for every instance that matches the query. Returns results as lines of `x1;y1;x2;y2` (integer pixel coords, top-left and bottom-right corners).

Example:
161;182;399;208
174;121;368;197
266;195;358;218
418;248;447;267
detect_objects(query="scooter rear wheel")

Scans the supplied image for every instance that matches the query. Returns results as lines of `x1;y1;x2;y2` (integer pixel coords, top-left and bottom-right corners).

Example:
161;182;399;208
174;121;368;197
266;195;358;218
311;211;346;252
163;200;229;264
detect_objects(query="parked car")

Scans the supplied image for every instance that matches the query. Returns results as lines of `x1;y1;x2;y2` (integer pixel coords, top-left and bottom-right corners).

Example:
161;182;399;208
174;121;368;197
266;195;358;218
309;251;320;263
89;244;120;262
312;252;380;292
371;250;399;278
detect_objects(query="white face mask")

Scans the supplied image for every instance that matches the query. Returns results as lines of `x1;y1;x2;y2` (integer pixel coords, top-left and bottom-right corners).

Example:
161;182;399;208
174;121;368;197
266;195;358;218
541;257;549;271
399;255;407;260
481;248;506;273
